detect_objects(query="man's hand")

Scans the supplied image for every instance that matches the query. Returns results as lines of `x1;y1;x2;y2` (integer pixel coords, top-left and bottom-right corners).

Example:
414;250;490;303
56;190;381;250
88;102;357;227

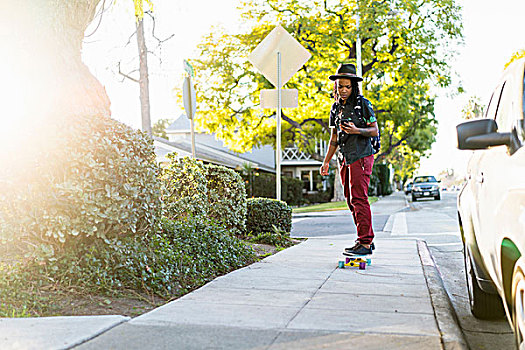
341;121;360;134
341;121;378;137
320;162;330;176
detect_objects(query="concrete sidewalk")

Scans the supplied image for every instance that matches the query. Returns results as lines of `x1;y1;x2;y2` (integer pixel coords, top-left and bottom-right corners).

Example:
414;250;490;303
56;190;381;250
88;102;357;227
77;237;441;349
0;194;464;349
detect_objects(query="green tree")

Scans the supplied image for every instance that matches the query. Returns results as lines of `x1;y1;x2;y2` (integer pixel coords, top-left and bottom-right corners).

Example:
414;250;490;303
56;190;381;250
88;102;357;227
152;118;174;139
461;96;485;120
190;0;462;174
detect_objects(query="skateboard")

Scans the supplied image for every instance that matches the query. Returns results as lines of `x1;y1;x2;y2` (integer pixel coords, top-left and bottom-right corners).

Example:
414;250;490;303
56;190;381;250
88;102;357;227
338;254;372;270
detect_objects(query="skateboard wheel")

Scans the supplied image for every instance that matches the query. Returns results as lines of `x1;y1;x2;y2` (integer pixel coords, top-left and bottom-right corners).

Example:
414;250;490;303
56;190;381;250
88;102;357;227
345;258;350;264
366;259;371;266
338;261;344;268
359;262;366;270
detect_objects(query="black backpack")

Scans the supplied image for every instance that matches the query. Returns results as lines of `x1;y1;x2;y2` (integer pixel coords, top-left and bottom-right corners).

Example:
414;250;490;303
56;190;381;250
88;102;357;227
361;98;381;154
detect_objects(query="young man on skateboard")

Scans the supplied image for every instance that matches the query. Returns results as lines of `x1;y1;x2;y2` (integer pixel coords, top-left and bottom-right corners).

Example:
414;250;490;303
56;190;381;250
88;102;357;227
319;63;379;256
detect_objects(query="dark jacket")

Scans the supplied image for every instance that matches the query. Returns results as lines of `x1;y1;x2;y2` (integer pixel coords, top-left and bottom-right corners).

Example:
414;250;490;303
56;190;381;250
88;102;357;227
329;95;376;164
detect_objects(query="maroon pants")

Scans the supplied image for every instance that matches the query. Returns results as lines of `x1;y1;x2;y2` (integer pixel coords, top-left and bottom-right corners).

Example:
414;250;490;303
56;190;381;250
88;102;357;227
339;155;374;244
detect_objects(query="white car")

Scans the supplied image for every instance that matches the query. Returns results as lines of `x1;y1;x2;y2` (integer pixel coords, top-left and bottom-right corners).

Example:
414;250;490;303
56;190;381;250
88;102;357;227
456;57;525;347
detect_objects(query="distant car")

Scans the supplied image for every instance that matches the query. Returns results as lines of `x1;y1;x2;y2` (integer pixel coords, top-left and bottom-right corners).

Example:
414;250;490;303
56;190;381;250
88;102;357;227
411;176;440;201
456;57;525;346
404;181;413;195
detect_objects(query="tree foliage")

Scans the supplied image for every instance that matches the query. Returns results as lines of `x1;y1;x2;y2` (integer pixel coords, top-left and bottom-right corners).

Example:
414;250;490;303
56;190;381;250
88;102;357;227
504;49;525;69
152;118;174;139
190;0;463;174
0;114;162;251
461;96;485;120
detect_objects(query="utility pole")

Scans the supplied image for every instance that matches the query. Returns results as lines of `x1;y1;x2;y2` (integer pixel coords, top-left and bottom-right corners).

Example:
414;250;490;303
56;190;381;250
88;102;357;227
355;1;362;81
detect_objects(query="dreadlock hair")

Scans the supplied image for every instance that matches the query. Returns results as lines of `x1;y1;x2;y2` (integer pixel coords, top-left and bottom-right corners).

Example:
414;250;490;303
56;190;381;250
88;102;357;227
333;79;361;106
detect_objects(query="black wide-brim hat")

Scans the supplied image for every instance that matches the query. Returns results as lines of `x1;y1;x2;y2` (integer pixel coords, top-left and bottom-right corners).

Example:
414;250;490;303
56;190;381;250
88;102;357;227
329;63;363;81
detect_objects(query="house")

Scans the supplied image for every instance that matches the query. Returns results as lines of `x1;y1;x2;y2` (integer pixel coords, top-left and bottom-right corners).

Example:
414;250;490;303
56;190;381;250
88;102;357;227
154;114;328;193
154;114;275;173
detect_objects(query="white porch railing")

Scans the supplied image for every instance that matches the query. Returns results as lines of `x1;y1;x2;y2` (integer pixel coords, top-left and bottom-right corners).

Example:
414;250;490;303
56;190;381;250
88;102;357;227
282;140;327;161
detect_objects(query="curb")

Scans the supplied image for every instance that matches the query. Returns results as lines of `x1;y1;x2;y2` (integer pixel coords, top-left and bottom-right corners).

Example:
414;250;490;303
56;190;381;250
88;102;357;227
417;240;469;350
65;316;130;350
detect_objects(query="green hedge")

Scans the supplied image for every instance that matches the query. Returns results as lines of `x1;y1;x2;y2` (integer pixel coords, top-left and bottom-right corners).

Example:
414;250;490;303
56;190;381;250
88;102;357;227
160;154;209;221
206;164;247;234
246;198;292;235
0;114;162;251
243;173;303;206
160;156;247;234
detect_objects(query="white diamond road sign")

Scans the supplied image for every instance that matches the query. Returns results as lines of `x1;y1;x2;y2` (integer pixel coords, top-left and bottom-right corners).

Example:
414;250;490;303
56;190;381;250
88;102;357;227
248;25;311;88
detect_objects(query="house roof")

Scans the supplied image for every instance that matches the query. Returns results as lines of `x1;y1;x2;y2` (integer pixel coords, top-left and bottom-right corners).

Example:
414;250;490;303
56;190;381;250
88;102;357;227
166;114;190;132
154;137;275;173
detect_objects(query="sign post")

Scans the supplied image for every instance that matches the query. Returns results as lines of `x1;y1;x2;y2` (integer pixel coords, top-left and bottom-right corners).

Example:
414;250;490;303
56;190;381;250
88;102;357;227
248;25;311;200
182;60;197;158
276;52;282;199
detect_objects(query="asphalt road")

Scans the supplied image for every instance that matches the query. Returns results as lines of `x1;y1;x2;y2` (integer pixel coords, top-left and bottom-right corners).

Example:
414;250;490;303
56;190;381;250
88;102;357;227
292;191;514;349
406;191;514;350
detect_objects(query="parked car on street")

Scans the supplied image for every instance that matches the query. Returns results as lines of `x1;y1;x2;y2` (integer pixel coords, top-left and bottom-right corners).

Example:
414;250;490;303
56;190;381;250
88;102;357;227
456;57;525;347
411;175;440;201
404;181;413;195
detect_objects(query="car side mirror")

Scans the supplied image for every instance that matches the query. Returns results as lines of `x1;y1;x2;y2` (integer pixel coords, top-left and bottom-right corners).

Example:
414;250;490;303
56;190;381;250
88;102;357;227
456;119;512;150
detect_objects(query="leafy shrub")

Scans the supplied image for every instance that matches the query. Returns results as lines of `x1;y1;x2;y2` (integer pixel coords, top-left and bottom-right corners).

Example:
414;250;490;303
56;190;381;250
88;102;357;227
160;157;248;234
0;114;162;250
205;164;247;234
160;218;254;287
160;154;208;221
0;217;256;316
243;172;303;206
65;217;254;296
246;198;292;236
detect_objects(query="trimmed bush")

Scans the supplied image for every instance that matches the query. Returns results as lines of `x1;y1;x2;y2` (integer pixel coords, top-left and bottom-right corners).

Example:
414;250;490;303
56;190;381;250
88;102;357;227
0;114;162;250
160;157;247;234
160;154;208;221
246;198;292;235
206;164;247;234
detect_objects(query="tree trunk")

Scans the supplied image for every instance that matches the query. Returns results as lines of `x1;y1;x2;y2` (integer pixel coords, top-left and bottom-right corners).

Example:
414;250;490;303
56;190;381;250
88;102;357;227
3;0;110;122
136;18;152;136
1;0;110;178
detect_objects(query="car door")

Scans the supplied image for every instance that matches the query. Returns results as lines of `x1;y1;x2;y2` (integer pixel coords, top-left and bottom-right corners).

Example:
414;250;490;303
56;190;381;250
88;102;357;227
476;66;525;288
467;83;504;281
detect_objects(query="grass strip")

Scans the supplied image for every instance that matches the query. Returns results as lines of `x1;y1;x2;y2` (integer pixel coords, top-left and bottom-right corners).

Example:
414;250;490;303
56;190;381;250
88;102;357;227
292;197;378;213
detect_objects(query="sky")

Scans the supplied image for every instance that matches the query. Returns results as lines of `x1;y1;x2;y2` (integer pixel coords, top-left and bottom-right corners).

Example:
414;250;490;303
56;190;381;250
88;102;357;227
82;0;525;178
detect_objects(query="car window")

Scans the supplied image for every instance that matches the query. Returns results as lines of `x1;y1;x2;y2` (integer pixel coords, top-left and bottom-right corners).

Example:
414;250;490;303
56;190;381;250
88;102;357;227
495;82;514;131
414;176;437;183
519;71;525;143
523;68;525;121
485;84;504;120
